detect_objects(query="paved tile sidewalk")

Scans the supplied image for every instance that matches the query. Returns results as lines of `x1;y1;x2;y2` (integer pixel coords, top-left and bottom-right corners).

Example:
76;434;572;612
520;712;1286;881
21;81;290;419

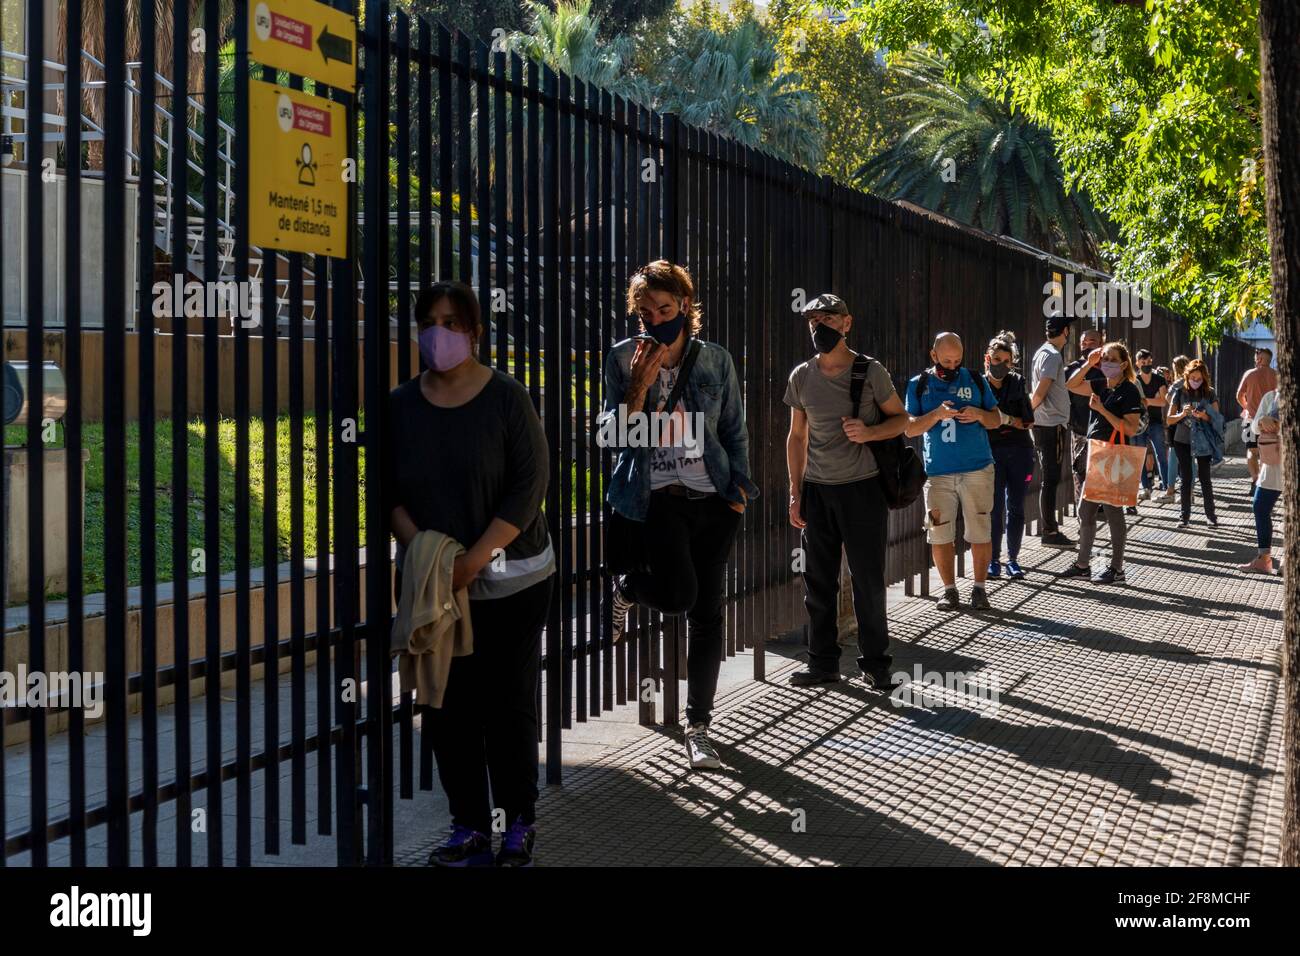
404;462;1285;866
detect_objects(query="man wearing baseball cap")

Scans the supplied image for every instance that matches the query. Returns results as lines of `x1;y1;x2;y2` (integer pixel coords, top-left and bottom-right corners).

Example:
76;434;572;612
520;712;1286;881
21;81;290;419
1028;315;1074;547
784;293;909;689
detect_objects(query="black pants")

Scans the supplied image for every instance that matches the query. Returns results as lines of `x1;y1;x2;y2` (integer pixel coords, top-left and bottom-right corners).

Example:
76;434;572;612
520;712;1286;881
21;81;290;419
1031;424;1067;533
622;490;743;726
800;478;890;675
1070;430;1090;505
1173;441;1216;522
428;573;554;835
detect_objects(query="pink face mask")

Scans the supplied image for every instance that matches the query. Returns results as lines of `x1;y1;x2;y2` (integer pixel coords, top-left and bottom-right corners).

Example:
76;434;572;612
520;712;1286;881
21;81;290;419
419;324;472;371
1188;376;1204;390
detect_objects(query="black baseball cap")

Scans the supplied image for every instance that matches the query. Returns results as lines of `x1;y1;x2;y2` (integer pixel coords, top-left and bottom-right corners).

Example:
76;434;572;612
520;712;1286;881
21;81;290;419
801;293;848;316
1044;314;1075;336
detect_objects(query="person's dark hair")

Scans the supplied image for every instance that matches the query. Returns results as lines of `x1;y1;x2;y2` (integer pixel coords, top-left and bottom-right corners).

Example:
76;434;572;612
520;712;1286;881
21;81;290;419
1135;348;1152;362
987;329;1019;363
627;259;703;335
1256;346;1273;359
413;281;484;341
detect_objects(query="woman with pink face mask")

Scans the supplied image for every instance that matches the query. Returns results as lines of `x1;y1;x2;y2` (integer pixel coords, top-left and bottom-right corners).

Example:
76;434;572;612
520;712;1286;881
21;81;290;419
384;281;555;867
1166;358;1221;528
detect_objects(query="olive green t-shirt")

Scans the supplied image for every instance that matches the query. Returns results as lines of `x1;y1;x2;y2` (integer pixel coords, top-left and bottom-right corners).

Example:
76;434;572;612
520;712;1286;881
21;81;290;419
784;355;897;484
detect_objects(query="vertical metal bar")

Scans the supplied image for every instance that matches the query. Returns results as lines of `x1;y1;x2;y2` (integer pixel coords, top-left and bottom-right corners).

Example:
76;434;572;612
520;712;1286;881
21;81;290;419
169;0;192;867
526;59;541;408
612;94;628;707
418;17;432;291
287;66;308;849
395;12;411;402
363;0;393;866
510;52;525;382
586;79;602;717
395;8;413;806
475;40;491;363
573;77;588;723
494;45;508;373
23;0;48;870
438;24;453;280
101;0;129;867
233;0;254;870
457;31;472;283
600;87;614;713
65;0;88;868
333;0;362;866
558;71;573;731
313;244;333;833
541;65;564;782
200;0;224;866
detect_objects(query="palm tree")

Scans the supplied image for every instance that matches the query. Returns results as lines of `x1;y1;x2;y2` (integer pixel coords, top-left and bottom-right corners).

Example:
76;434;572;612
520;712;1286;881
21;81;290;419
856;49;1108;265
651;14;822;169
57;0;235;169
510;0;651;104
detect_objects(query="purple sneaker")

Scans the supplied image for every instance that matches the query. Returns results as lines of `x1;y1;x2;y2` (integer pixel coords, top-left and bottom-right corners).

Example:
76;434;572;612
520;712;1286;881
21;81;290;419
496;818;537;867
427;825;493;867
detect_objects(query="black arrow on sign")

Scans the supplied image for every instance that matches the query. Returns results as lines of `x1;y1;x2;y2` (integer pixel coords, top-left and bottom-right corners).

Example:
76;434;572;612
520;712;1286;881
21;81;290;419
318;26;352;66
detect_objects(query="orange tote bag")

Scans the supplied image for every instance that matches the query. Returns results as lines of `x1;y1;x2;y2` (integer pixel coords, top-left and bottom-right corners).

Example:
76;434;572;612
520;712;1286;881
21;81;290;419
1081;432;1148;508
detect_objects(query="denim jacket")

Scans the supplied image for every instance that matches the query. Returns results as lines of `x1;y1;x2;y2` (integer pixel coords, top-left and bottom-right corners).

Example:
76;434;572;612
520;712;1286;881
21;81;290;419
1191;402;1225;464
599;336;760;521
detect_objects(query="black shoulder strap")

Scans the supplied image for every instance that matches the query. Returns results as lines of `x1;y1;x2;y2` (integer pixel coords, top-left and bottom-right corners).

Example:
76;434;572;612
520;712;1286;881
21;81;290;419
916;368;929;401
849;353;872;418
663;338;701;413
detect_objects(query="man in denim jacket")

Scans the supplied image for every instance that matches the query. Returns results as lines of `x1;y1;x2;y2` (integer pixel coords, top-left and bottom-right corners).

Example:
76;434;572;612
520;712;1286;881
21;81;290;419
597;260;759;769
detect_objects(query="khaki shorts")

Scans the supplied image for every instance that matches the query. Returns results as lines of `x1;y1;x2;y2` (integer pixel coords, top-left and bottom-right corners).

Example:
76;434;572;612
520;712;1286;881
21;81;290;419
924;463;995;546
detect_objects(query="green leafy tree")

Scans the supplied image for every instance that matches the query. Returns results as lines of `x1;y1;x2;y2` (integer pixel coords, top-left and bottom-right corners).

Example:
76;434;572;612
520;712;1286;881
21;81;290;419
651;0;824;167
856;48;1108;264
510;0;653;102
824;0;1266;345
769;1;898;183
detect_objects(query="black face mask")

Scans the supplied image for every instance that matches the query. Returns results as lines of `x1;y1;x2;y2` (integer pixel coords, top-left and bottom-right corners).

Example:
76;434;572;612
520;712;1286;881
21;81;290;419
934;364;960;383
987;361;1010;380
811;322;843;354
645;310;685;346
1139;365;1153;374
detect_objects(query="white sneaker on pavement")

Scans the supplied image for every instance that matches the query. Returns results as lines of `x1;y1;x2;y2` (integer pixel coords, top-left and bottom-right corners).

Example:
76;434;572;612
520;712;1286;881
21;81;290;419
685;723;722;770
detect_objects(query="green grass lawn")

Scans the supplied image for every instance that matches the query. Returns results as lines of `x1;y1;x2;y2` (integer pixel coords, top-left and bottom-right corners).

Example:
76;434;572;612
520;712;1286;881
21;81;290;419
7;412;596;605
7;414;364;602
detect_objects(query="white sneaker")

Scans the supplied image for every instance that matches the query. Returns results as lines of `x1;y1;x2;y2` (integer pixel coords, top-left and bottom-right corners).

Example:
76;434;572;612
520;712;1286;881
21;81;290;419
610;579;635;644
1138;487;1151;501
685;723;722;769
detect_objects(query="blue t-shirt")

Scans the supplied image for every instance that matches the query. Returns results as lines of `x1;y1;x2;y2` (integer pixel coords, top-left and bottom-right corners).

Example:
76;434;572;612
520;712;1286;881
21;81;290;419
904;367;998;477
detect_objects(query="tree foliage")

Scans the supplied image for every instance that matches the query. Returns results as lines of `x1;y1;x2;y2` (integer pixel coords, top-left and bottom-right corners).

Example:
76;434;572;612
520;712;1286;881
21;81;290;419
769;0;898;183
856;49;1109;264
821;0;1268;345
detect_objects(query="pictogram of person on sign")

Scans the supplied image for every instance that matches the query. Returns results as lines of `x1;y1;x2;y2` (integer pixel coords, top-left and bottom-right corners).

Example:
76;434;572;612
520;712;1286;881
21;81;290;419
296;142;317;186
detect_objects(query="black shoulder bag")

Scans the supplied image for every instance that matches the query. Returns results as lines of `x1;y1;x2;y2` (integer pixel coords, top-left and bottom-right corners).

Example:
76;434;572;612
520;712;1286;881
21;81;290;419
851;354;926;510
605;339;702;575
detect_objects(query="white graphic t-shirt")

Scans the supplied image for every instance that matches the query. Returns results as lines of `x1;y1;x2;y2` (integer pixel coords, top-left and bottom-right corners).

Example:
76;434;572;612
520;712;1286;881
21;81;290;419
649;365;715;493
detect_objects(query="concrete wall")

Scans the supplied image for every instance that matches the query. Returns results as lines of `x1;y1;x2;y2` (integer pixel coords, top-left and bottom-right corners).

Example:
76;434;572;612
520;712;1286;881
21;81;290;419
3;447;90;604
1;168;138;329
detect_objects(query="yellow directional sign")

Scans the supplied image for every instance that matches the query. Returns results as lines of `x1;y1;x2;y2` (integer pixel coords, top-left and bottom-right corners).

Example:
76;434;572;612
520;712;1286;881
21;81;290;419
248;79;348;258
250;0;356;93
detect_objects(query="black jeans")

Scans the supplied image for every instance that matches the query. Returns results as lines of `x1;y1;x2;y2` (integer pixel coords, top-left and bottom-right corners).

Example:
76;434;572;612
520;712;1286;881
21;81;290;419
800;477;891;675
1031;424;1067;533
1174;441;1216;522
427;573;554;835
622;490;743;726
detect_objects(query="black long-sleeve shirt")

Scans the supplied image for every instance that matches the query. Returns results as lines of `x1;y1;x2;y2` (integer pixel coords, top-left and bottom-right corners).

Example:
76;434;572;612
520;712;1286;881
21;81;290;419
382;370;552;598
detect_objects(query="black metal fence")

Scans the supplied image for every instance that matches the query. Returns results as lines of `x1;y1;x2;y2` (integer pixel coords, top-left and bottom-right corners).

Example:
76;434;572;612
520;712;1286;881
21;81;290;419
0;0;1254;868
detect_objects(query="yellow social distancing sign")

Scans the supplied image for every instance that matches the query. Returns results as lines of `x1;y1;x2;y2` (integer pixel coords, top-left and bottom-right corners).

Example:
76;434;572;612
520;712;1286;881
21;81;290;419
250;0;356;93
249;79;348;259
